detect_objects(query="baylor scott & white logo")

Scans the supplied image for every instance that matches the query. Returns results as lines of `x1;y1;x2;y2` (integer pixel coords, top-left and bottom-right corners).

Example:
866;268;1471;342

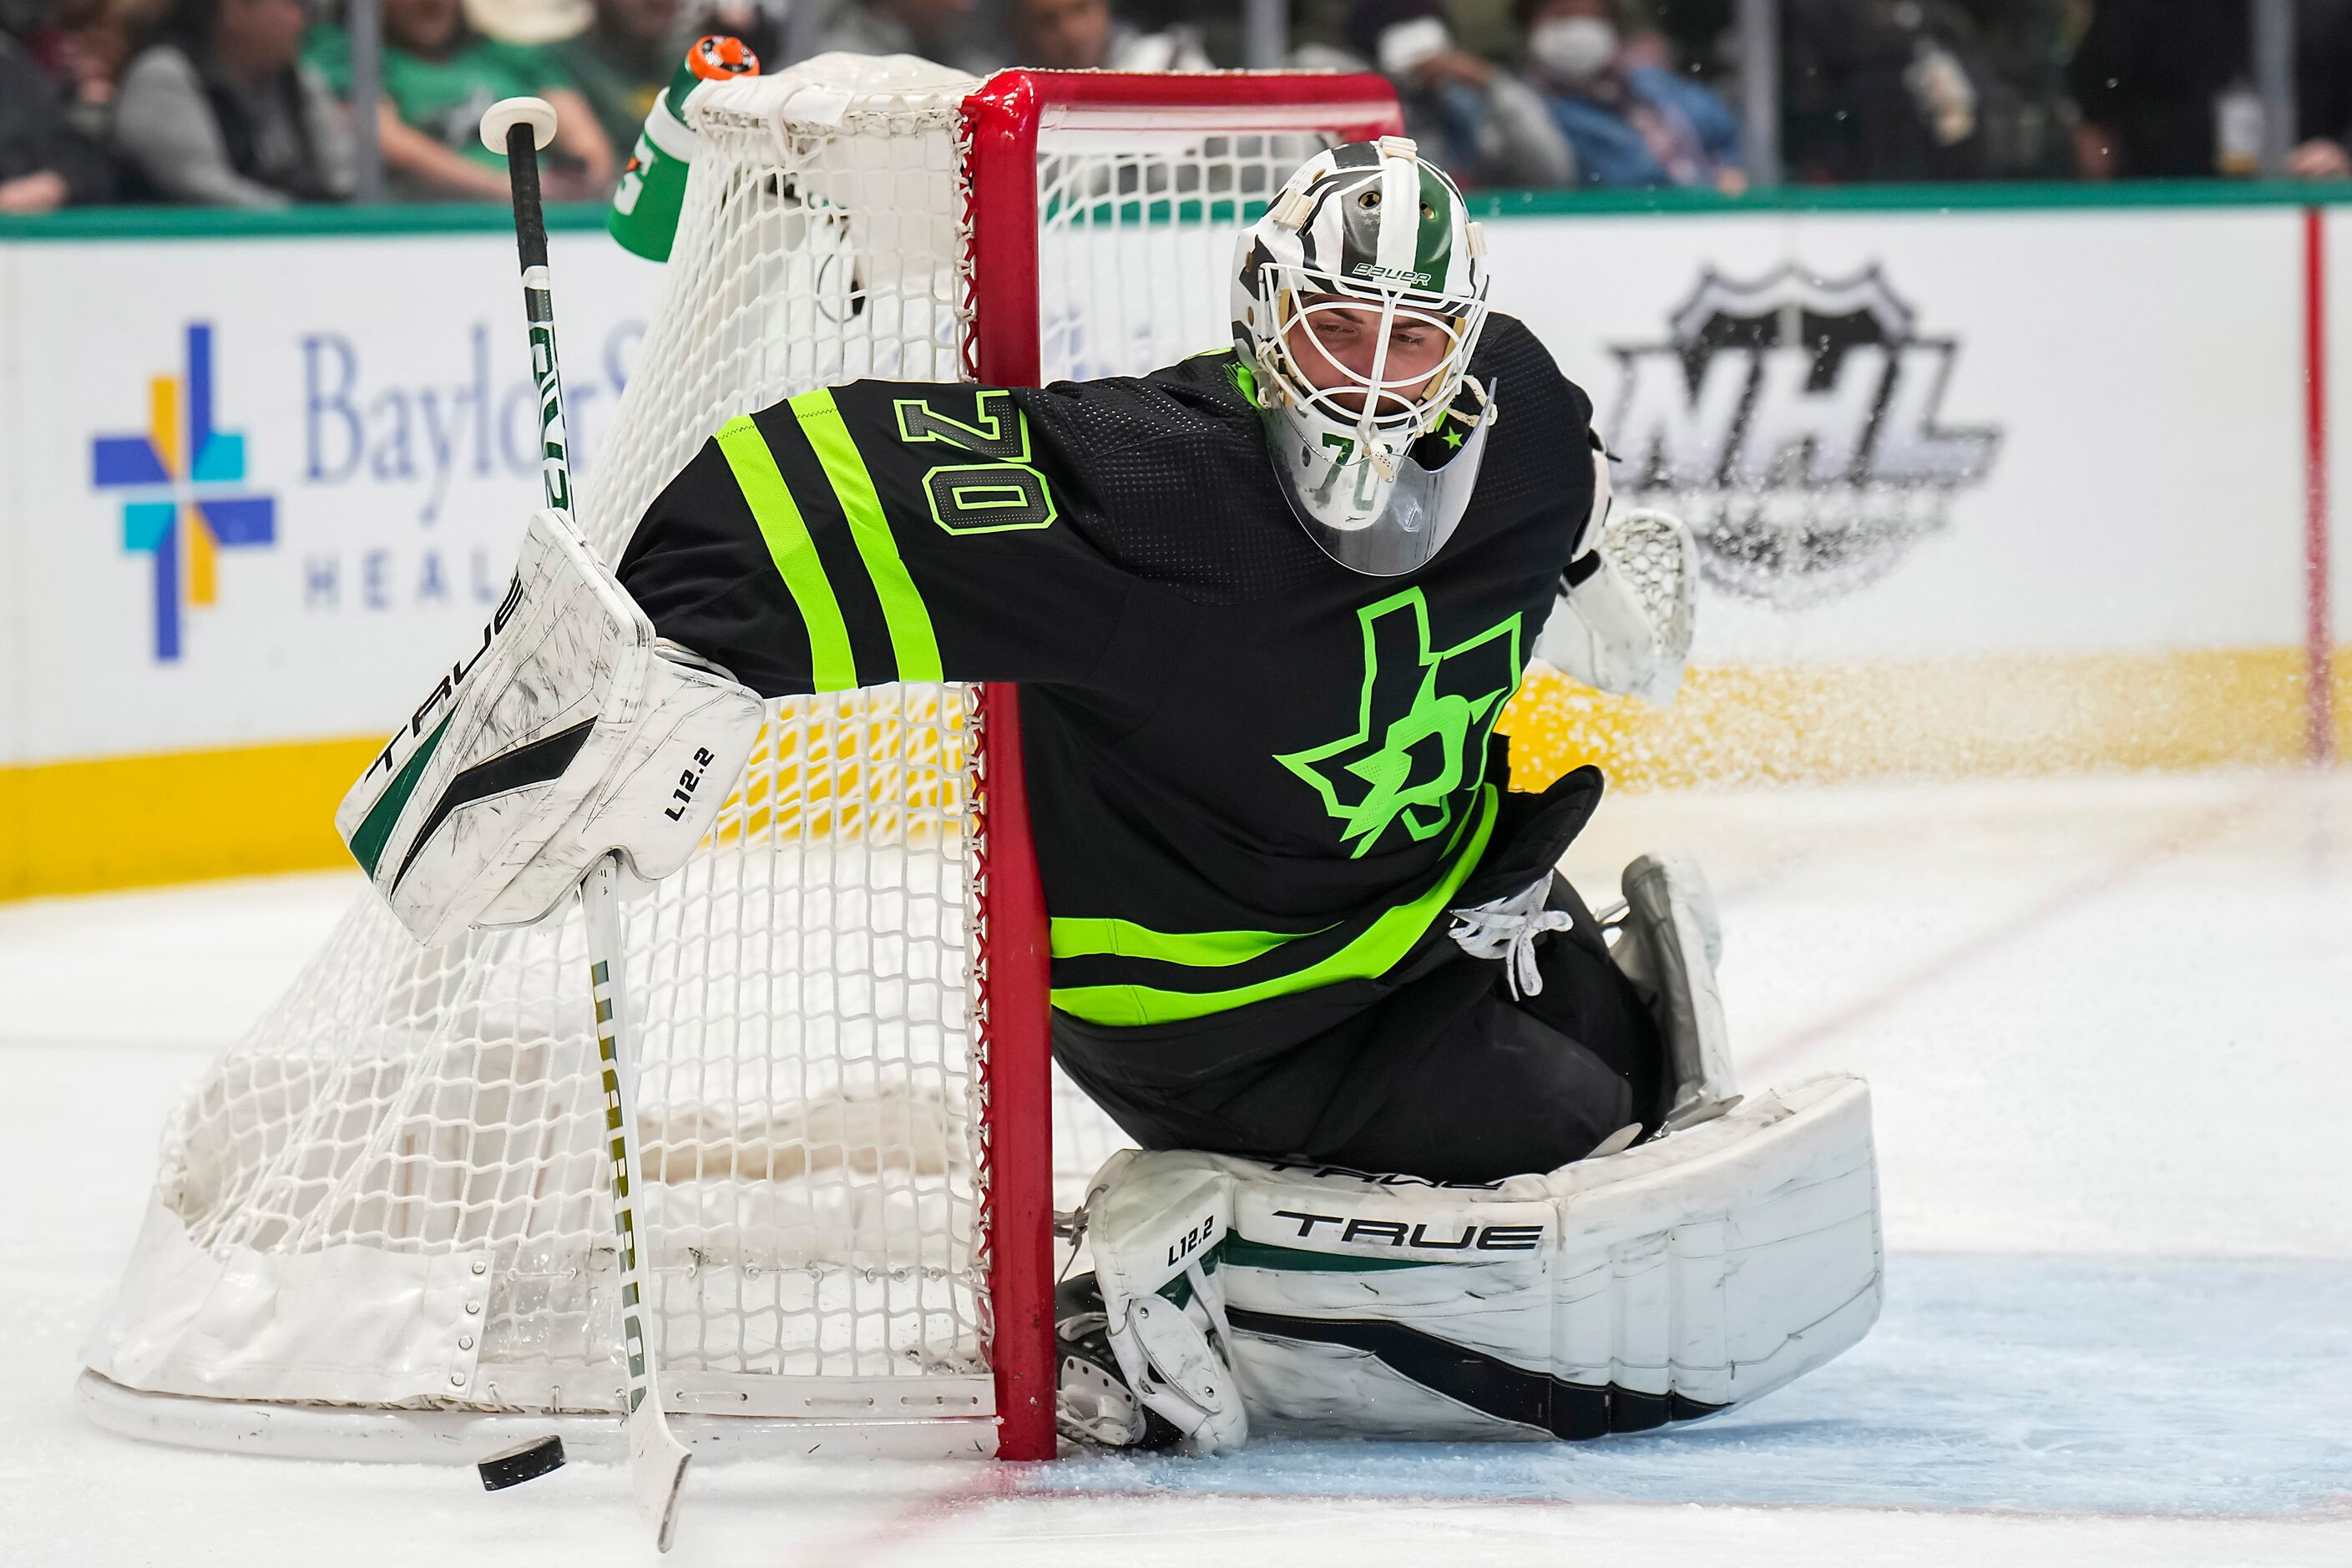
1606;266;2002;609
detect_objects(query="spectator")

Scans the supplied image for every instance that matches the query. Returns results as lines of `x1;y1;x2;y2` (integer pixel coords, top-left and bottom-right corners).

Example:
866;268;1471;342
1784;0;1988;182
1343;0;1571;188
2293;0;2352;179
2;27;118;210
113;0;352;205
306;0;615;200
1942;0;2081;179
2066;0;2249;179
815;0;999;76
14;0;159;130
1637;0;1730;77
549;0;676;162
1009;0;1208;72
1519;0;1743;190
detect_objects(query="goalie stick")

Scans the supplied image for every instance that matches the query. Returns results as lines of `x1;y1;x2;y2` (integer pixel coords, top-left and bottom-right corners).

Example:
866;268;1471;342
481;94;692;1552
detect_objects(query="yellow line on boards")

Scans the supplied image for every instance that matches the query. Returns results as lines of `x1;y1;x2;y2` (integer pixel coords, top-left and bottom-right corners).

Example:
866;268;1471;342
1499;645;2349;792
0;736;382;901
0;645;2340;903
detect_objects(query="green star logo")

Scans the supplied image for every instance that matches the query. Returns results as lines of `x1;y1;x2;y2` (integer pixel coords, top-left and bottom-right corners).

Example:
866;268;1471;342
1277;589;1523;858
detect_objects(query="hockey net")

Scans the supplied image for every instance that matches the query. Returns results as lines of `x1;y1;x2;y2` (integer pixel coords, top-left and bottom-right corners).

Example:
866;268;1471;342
81;59;1399;1460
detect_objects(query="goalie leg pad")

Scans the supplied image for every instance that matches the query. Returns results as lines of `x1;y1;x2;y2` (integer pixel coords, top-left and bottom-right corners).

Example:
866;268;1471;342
1082;1075;1883;1444
337;509;761;948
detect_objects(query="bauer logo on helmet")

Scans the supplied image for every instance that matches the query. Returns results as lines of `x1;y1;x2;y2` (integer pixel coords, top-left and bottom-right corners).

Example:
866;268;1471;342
1350;262;1436;287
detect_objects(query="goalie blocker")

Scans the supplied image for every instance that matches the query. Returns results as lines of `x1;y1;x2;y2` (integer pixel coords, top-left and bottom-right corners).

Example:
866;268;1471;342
1070;1073;1881;1449
338;508;762;948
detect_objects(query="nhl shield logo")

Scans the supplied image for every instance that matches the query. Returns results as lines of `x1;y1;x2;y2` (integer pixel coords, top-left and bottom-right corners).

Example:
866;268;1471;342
1607;266;2001;609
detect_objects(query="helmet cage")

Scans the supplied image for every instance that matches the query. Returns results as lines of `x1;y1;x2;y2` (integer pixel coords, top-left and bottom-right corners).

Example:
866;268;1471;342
1253;258;1493;460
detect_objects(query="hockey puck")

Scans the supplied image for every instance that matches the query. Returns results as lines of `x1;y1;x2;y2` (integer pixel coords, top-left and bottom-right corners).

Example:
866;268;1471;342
478;1434;566;1491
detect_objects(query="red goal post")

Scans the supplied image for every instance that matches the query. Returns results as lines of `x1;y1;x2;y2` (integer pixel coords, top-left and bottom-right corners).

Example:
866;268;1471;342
963;71;1403;1460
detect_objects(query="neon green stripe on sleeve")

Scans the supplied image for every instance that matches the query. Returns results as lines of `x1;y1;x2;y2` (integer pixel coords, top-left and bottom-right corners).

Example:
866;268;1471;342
1049;916;1333;968
714;413;857;692
1050;787;1502;1027
789;388;944;685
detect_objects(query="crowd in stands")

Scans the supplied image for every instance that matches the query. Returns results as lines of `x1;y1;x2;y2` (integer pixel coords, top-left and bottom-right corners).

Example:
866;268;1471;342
8;0;2352;210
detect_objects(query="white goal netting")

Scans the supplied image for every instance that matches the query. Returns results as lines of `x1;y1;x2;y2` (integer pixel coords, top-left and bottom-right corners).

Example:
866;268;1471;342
83;58;1340;1438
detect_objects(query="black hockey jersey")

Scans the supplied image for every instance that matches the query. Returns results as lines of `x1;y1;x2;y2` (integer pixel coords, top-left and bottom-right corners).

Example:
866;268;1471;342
618;314;1601;1120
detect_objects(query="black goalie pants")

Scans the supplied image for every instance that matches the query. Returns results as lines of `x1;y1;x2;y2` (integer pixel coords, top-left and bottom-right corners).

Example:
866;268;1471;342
1052;770;1668;1186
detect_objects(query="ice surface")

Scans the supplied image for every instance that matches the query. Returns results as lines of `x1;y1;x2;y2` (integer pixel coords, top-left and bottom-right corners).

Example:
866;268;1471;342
1032;1255;2352;1517
5;770;2349;1566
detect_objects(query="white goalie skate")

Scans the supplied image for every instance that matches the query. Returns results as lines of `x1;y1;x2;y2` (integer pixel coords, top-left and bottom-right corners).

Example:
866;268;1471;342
1607;852;1741;1134
1056;1151;1250;1455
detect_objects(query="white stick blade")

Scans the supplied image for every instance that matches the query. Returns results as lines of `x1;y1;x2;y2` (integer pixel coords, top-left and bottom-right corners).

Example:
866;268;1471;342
628;1400;692;1553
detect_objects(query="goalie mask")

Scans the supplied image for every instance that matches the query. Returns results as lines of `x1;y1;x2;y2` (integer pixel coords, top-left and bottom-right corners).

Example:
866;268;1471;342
1233;137;1495;576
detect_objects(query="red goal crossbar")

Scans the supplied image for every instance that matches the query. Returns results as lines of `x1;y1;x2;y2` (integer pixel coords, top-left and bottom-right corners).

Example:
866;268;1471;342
957;69;1404;1462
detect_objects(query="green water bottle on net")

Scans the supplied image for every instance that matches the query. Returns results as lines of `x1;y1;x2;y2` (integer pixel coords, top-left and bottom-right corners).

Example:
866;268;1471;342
608;34;760;262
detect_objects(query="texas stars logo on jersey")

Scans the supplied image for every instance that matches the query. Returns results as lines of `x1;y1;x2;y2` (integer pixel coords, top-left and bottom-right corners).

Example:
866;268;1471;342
1278;589;1521;858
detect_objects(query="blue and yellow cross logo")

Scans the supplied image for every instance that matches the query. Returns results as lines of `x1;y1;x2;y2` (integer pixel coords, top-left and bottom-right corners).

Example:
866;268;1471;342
90;323;276;661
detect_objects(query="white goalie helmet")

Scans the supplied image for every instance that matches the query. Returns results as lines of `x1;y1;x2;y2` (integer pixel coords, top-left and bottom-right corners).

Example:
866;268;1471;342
1233;135;1495;575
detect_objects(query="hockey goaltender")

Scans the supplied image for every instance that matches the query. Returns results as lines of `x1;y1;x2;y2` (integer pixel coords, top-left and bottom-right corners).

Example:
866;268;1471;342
341;136;1883;1453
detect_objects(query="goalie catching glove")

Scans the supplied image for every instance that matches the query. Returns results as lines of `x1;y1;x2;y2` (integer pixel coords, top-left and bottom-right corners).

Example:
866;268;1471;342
1532;439;1698;706
337;508;762;948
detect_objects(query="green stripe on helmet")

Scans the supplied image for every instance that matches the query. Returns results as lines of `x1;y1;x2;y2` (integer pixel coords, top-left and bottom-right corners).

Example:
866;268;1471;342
1415;162;1455;293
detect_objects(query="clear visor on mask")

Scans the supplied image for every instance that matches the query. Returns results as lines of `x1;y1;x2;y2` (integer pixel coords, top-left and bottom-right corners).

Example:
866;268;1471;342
1261;375;1497;576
